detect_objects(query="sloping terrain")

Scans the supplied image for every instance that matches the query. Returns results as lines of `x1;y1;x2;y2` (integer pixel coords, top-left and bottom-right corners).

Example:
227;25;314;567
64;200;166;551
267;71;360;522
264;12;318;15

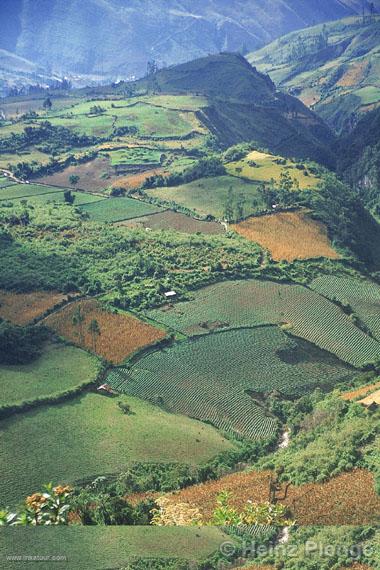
248;16;380;132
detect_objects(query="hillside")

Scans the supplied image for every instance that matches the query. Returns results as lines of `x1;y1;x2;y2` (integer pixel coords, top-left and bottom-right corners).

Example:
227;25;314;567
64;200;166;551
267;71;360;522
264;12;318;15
1;0;379;80
135;53;335;165
248;16;380;132
0;49;62;97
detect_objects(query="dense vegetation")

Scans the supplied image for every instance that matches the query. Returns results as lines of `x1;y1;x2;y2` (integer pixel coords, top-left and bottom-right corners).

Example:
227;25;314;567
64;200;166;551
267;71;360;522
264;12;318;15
0;321;48;364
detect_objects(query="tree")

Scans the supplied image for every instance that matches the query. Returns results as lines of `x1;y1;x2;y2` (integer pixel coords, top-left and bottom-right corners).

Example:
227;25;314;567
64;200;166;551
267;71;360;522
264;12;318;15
69;174;80;186
235;193;246;220
72;306;85;344
63;190;75;204
43;97;52;111
88;319;101;352
223;186;234;222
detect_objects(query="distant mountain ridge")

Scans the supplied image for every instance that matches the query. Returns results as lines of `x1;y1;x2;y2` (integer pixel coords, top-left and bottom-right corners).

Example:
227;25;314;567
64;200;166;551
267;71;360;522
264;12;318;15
1;0;379;79
248;16;380;132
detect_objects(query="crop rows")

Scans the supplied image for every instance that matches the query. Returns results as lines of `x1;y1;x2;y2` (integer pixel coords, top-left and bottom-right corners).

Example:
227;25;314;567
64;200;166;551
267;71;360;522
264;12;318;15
107;327;355;440
146;279;380;367
311;276;380;341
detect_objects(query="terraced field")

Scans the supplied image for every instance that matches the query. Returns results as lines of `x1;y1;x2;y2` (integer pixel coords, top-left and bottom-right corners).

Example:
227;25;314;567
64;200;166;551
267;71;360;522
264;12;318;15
146;279;380;367
107;326;354;440
310;276;380;341
80;197;163;222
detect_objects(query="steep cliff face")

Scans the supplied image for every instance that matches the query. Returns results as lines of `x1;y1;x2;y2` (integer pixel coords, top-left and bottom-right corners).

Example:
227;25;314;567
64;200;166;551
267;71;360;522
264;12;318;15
0;0;378;78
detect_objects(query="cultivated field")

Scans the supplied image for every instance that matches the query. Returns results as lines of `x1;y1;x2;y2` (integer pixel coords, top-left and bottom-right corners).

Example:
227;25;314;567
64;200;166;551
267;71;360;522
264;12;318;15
226;150;320;189
342;380;380;401
80;197;163;222
147;279;380;367
0;290;70;324
0;343;100;408
44;299;166;364
108;326;354;440
232;210;339;261
121;210;224;234
110;167;169;190
0;527;228;570
164;468;380;525
0;183;62;201
311;275;380;340
36;156;115;192
0;393;234;507
146;175;263;218
14;190;105;206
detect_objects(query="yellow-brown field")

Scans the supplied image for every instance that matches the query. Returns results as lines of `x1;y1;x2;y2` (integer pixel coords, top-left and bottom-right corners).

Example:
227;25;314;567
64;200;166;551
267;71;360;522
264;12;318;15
232;210;339;262
342;380;380;401
44;299;166;364
0;290;70;325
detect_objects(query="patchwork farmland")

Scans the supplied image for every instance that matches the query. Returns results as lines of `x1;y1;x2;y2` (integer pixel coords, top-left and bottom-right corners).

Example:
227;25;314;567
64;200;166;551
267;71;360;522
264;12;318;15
0;290;71;325
44;299;167;364
107;326;354;440
146;279;380;367
232;210;339;261
120;210;224;234
80;197;163;222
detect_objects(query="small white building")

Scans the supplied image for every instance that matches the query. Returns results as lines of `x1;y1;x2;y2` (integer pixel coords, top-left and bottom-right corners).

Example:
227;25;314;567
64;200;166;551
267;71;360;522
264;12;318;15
164;290;177;299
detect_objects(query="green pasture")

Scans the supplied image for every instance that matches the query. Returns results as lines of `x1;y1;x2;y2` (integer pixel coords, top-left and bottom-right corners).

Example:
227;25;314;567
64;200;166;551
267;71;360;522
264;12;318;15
108;326;354;440
103;146;162;167
146;279;380;367
146;175;263;218
0;183;62;201
0;344;100;409
81;197;163;222
0;392;233;507
14;190;105;206
0;527;228;570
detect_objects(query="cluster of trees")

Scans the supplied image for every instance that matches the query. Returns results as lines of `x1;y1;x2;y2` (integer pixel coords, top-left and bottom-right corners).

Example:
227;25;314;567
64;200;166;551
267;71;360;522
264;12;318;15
0;322;48;365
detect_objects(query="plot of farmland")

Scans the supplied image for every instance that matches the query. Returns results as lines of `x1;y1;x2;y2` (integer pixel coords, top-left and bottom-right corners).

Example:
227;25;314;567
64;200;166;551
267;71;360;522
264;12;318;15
0;343;100;409
103;147;162;168
310;276;380;341
80;197;163;222
0;393;234;507
44;299;166;364
0;183;62;201
13;190;105;206
0;175;15;188
36;156;115;192
226;150;320;189
146;279;380;367
107;326;354;440
164;468;380;526
146;175;263;218
0;290;70;324
121;210;224;234
232;210;339;261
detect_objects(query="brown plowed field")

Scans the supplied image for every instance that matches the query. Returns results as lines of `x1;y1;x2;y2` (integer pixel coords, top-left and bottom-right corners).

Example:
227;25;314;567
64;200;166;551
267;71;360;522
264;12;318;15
44;298;166;364
0;290;70;325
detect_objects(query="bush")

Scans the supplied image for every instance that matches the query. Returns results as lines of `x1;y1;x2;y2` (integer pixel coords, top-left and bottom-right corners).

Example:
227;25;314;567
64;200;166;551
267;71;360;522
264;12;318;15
0;322;48;365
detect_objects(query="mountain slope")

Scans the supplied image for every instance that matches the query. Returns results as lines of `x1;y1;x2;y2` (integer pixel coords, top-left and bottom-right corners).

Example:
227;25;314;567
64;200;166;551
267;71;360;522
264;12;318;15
1;0;379;79
133;53;335;165
248;16;380;132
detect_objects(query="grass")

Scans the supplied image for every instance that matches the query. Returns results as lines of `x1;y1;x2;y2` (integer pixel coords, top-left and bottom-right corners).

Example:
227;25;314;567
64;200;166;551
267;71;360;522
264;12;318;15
14;191;105;206
108;326;354;440
0;290;70;325
0;527;228;570
226;150;321;189
146;175;262;218
44;298;167;364
146;279;380;367
232;210;339;261
0;176;15;188
0;343;100;409
80;197;163;222
0;183;62;201
0;393;234;506
103;147;162;167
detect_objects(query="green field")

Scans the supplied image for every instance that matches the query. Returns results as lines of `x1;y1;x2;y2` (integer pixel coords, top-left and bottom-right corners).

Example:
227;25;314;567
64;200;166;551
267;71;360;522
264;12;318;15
0;527;228;570
146;279;380;367
103;146;163;167
0;176;14;188
81;197;163;222
0;393;233;506
310;276;380;341
108;326;354;440
146;175;263;218
0;344;100;409
14;190;105;206
0;183;62;201
225;150;321;189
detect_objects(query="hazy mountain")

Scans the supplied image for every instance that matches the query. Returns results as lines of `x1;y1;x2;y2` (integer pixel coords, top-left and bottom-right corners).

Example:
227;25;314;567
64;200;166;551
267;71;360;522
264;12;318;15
1;0;379;79
248;16;380;132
